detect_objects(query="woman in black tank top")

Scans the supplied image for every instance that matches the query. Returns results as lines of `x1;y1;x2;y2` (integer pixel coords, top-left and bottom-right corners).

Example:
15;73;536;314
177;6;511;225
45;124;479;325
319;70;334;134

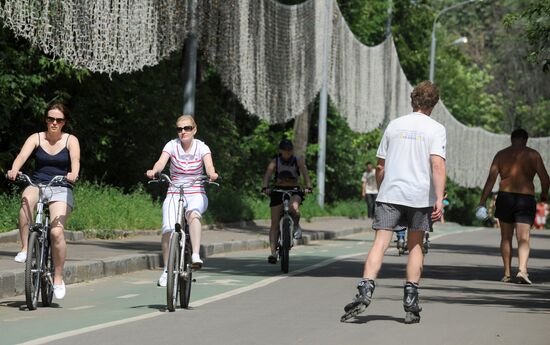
261;139;313;263
7;103;80;300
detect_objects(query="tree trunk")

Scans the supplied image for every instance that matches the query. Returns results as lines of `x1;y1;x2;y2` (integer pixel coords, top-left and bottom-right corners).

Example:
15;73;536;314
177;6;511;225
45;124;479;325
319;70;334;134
293;104;312;158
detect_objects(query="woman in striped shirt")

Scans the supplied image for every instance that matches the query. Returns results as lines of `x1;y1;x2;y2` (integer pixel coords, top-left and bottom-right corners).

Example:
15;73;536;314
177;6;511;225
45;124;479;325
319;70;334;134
146;115;218;287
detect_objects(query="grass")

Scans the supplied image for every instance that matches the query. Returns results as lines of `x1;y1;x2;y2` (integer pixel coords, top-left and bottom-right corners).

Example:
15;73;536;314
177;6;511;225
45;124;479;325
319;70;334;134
0;182;368;234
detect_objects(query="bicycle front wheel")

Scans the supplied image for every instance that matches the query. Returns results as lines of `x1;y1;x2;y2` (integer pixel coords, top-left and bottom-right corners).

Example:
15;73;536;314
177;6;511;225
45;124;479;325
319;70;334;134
25;231;42;310
179;244;192;309
166;232;181;312
41;240;54;307
280;217;291;273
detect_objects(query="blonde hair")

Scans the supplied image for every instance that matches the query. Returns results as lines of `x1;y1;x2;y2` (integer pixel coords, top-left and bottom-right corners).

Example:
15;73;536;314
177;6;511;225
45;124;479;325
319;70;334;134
176;114;196;128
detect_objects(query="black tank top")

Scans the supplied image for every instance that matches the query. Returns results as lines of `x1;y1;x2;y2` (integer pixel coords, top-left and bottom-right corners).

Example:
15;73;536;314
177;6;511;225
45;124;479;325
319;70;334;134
32;133;72;187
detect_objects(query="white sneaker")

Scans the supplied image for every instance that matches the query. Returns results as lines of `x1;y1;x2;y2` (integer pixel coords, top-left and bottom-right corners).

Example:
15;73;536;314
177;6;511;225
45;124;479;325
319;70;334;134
53;281;66;300
14;251;27;263
157;271;168;287
294;226;302;240
191;253;203;269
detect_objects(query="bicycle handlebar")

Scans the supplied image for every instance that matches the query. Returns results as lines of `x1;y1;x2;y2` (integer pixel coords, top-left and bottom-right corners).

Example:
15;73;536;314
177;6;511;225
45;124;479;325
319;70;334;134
270;187;305;194
148;173;220;187
8;173;70;188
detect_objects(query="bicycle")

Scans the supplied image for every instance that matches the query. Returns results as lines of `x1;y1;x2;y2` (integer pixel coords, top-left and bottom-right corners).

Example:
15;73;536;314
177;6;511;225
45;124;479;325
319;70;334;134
270;187;304;274
149;173;218;312
9;173;69;310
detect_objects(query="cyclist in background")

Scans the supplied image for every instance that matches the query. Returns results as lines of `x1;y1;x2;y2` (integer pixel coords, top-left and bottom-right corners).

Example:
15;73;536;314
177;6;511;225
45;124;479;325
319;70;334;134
6;103;80;300
262;139;312;264
146;115;218;287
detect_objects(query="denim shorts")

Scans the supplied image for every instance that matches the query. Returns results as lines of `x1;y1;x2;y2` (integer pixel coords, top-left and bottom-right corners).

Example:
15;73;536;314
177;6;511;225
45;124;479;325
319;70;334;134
44;186;74;209
373;202;433;232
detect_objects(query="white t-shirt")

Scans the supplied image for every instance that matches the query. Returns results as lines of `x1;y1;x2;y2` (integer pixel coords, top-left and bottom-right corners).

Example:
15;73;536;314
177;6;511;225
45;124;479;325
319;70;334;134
162;138;211;195
376;112;446;208
361;170;378;194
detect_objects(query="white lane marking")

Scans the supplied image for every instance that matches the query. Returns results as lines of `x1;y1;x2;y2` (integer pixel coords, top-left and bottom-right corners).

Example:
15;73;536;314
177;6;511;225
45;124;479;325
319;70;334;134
203;279;242;286
126;280;153;285
19;312;162;345
116;294;139;299
4;316;34;322
21;227;484;345
68;305;95;311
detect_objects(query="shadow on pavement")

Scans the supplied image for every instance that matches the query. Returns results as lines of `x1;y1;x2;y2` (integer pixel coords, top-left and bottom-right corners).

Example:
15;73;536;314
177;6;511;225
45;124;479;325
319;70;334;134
346;314;403;324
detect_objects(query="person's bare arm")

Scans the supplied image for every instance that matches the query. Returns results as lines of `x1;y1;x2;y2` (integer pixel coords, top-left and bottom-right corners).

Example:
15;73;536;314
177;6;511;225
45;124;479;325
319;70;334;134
146;152;170;179
66;135;80;183
535;153;549;202
375;158;385;189
431;155;446;221
262;159;276;193
479;154;500;206
297;157;313;191
203;153;218;181
7;133;39;180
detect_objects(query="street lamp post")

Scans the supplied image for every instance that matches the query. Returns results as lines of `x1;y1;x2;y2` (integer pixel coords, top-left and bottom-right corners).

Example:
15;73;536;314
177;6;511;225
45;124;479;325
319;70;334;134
429;0;479;82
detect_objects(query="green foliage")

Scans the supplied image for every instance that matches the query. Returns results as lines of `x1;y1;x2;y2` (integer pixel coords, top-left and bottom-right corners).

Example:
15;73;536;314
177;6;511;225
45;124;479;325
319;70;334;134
504;0;550;71
67;182;162;231
0;25;87;175
443;180;482;226
0;191;20;231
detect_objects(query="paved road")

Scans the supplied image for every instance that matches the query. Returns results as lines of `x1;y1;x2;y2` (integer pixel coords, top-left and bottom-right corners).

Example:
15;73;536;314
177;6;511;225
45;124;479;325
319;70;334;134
1;226;549;345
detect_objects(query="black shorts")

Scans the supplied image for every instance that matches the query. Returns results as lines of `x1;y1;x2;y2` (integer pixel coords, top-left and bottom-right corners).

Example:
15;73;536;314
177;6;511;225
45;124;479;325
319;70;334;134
269;188;305;207
495;191;536;225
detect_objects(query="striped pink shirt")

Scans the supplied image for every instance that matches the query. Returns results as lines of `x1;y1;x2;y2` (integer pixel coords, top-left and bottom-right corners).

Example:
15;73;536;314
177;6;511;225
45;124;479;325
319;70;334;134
162;138;211;195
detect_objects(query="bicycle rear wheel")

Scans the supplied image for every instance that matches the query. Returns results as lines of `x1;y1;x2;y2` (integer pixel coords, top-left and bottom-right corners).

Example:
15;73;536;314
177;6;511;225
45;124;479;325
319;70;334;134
280;218;291;273
179;242;192;309
41;240;54;307
166;232;181;312
25;231;41;310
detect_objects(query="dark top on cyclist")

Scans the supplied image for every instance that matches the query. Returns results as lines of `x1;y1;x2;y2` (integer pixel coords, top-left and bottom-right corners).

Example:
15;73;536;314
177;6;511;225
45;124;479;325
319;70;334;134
6;103;80;300
262;139;312;264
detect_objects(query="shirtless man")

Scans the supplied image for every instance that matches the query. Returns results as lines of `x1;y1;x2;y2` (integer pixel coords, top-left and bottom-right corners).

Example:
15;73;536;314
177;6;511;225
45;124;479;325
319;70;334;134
478;128;549;284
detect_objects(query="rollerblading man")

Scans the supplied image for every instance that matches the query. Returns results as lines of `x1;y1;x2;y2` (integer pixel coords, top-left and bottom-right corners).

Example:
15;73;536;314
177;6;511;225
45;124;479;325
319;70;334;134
340;81;446;324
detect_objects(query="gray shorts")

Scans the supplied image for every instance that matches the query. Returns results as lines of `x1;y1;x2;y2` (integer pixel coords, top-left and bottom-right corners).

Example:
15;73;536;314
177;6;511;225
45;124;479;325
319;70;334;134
43;186;74;209
373;202;432;232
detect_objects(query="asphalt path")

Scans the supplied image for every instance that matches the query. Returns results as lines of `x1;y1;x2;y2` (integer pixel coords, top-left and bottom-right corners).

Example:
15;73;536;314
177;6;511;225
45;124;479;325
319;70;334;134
1;226;549;345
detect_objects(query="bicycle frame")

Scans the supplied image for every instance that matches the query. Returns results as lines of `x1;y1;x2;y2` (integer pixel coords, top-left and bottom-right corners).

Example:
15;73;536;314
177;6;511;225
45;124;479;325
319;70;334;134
151;173;217;311
271;187;303;273
12;174;68;310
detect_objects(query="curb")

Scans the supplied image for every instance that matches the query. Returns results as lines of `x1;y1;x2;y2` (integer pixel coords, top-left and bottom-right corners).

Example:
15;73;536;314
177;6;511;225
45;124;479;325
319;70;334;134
0;224;371;299
0;229;86;243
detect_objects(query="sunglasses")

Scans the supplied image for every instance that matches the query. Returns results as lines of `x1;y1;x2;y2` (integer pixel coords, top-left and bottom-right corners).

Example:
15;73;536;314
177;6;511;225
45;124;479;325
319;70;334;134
176;126;194;133
46;116;66;123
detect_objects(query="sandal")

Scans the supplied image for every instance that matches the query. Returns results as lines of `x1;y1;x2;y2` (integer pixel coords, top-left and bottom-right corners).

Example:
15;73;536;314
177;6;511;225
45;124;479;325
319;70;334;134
267;255;277;264
500;276;511;283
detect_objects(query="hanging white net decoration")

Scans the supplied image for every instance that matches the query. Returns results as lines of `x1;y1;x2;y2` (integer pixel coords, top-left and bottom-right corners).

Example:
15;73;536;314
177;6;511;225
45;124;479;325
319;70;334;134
0;0;188;74
1;0;548;189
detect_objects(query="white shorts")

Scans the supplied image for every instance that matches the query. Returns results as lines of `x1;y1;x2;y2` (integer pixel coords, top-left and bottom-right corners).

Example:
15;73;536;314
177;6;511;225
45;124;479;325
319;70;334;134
162;193;208;233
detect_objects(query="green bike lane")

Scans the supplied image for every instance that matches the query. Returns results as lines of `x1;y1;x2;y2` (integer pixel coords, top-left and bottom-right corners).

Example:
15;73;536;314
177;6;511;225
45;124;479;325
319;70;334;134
0;224;474;345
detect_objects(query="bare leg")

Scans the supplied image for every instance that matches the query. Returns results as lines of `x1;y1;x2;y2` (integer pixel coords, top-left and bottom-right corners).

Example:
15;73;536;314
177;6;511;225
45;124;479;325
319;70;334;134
161;232;171;267
187;212;202;256
270;205;282;255
290;195;302;226
406;231;425;283
515;223;531;274
500;222;514;278
363;229;393;279
48;202;70;285
19;186;39;253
